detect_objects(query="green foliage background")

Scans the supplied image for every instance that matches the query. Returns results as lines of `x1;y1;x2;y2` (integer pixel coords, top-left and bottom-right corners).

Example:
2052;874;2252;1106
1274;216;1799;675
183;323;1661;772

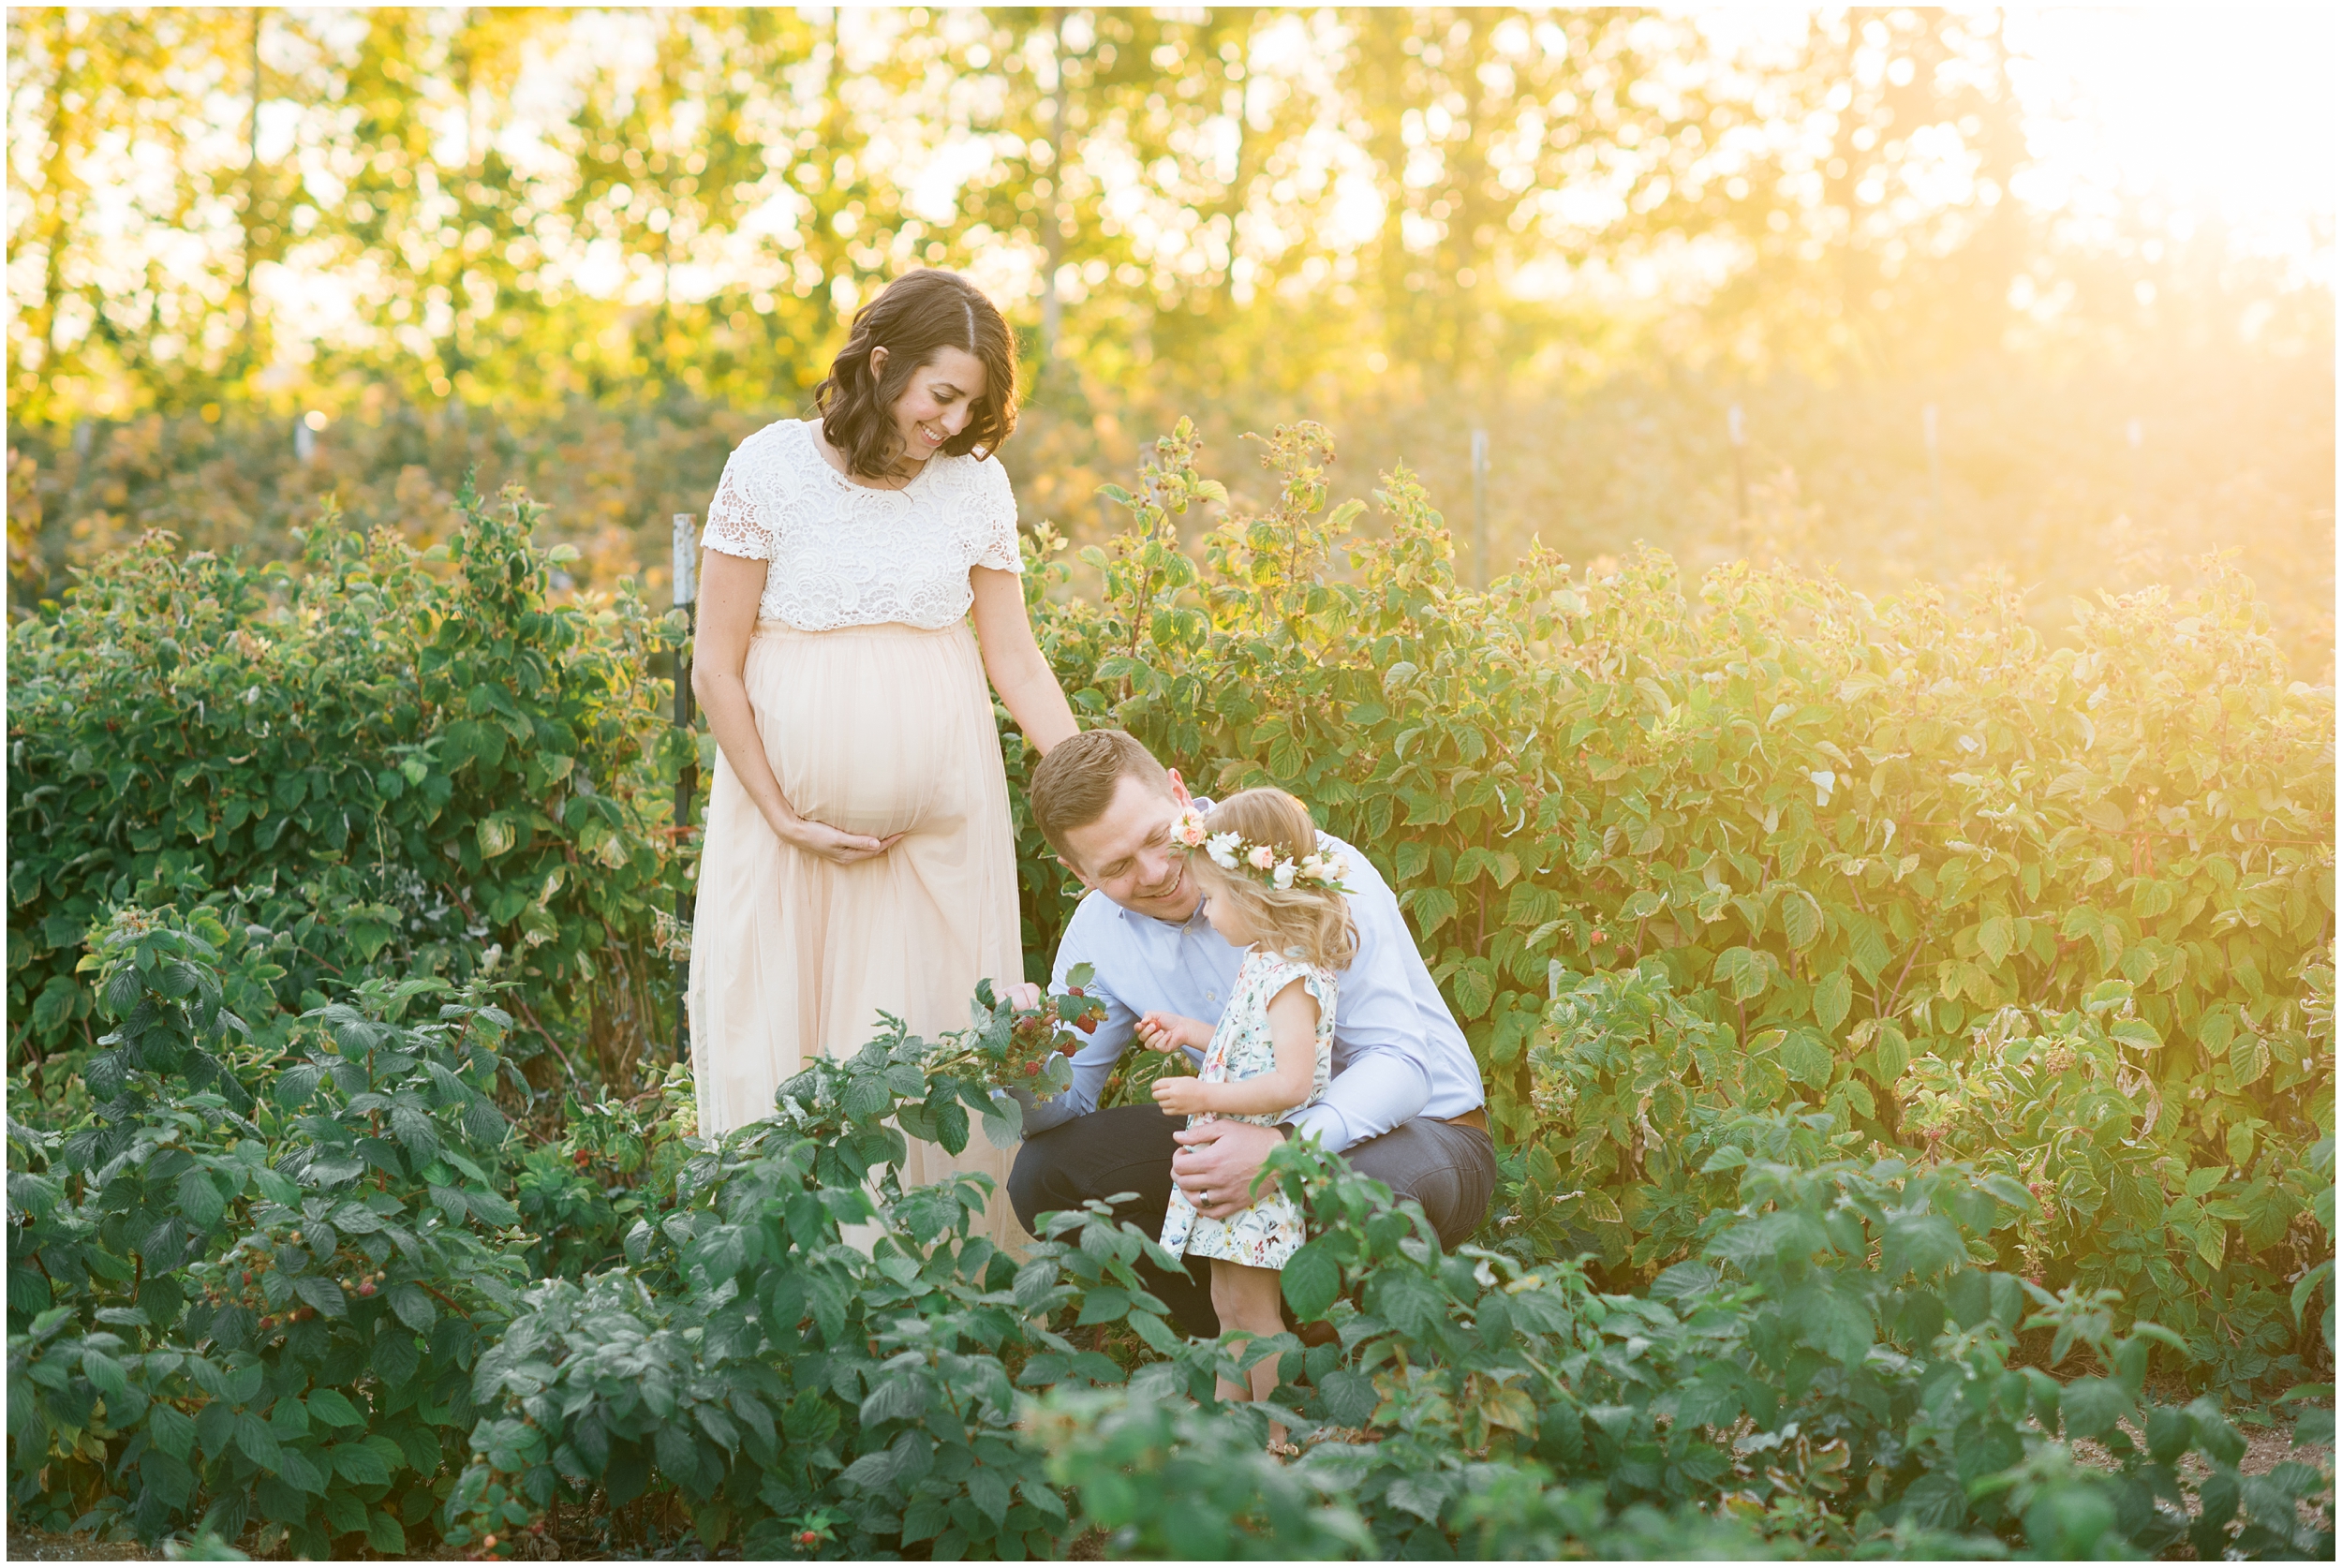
7;425;2333;1558
10;7;2335;675
5;4;2335;1553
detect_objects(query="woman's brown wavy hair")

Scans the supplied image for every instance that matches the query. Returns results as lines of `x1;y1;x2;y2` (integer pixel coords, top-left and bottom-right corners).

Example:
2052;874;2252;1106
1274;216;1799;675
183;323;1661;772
812;270;1018;479
1188;789;1358;972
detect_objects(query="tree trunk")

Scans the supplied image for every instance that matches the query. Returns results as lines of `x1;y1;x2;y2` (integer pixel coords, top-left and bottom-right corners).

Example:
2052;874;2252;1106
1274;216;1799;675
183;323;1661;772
241;6;261;373
1039;7;1068;376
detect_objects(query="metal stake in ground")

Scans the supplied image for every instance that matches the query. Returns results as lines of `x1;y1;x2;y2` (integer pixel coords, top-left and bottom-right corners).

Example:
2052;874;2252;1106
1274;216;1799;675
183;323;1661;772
671;513;699;1063
1728;403;1749;522
1471;428;1490;591
1923;403;1943;526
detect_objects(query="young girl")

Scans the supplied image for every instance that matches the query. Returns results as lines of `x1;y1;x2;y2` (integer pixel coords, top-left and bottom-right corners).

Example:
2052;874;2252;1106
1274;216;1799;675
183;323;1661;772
1134;788;1356;1447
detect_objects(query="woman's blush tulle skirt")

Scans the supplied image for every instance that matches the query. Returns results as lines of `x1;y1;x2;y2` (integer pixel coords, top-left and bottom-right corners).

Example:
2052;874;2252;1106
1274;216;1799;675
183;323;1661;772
686;619;1027;1250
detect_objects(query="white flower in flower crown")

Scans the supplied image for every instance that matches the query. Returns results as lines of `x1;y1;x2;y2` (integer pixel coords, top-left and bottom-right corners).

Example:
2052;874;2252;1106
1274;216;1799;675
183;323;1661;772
1246;843;1278;871
1271;858;1297;890
1171;806;1209;848
1205;832;1243;870
1297;851;1351;891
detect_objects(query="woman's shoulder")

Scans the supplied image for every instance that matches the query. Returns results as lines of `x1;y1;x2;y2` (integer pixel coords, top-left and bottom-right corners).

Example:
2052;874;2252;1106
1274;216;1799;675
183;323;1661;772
720;418;820;486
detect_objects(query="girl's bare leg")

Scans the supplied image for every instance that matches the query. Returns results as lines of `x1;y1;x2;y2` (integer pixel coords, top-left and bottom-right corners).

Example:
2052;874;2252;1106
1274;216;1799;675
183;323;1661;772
1209;1260;1292;1449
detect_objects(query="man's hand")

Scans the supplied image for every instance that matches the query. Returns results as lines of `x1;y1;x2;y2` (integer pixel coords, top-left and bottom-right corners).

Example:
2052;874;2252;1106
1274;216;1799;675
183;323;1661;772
1003;982;1044;1012
1134;1011;1212;1055
1169;1118;1284;1220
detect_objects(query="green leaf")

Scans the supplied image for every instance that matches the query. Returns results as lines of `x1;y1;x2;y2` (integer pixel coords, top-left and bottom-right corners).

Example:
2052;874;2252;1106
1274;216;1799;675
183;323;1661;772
235;1411;286;1472
1674;1378;1744;1430
840;1073;893;1122
1282;1239;1341;1323
1781;1030;1833;1087
1075;1287;1133;1326
1450;963;1495;1021
294;1275;346;1318
177;1169;226;1229
966;1466;1012;1525
365;1508;406;1554
1126;1311;1183;1356
274;1064;324;1109
1712;946;1770;1002
1813;969;1853;1036
1779;890;1824;951
306;1389;362;1428
981;1101;1022;1150
148;1402;197;1461
1795;1283;1874;1367
372;1330;421;1389
2145;1405;2194;1464
1882;1214;1966;1282
1900;1472;1967;1531
2059;1376;2132;1440
387;1283;436;1332
1873;1022;1910;1083
1404;886;1460;936
859;1376;928;1427
276;1445;329;1495
81;1348;128;1401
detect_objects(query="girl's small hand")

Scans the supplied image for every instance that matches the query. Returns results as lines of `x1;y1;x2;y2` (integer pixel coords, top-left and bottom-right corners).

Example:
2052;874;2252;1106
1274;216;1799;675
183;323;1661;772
1151;1075;1212;1117
1134;1012;1210;1055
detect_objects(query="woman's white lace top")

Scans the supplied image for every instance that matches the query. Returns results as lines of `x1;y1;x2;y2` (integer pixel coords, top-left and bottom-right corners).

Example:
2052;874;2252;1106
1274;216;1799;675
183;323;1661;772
699;419;1022;630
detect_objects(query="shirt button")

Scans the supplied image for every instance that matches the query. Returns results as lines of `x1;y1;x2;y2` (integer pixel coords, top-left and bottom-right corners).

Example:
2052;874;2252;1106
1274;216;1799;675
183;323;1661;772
1207;992;1217;1002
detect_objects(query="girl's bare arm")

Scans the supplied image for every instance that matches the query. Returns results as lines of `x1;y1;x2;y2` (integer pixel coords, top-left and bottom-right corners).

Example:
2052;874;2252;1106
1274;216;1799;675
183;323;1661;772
1185;979;1318;1116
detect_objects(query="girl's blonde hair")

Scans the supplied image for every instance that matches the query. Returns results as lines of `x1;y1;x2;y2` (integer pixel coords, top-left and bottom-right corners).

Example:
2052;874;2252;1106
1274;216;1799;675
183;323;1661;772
1188;788;1357;970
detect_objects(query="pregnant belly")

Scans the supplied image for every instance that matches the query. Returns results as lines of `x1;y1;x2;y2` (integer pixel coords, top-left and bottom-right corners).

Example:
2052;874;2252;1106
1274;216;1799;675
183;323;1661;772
751;636;969;840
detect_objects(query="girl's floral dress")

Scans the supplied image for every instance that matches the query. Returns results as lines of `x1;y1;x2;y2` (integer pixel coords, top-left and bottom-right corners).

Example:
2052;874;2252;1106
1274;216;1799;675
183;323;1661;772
1159;948;1336;1270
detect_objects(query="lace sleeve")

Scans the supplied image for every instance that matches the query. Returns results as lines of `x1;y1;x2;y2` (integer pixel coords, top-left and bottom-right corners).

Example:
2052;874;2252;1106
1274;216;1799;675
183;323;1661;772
969;457;1023;574
701;437;779;561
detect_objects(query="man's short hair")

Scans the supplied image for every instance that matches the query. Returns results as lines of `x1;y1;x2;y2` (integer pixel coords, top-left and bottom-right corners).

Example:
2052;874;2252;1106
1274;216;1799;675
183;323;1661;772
1030;730;1171;863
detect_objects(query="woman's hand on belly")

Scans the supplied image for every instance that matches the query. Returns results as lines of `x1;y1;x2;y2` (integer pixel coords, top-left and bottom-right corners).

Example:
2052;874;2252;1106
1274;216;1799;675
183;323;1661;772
777;812;905;865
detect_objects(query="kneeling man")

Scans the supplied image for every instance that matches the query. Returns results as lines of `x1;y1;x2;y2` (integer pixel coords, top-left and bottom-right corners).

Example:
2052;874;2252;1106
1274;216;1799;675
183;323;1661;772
1008;730;1494;1337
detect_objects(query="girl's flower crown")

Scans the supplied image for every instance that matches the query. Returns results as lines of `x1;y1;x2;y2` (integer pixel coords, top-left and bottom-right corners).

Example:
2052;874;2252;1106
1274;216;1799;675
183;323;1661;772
1171;805;1352;894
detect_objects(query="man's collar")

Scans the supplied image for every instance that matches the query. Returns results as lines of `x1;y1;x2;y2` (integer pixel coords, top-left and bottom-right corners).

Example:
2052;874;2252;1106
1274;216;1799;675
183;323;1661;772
1116;898;1212;933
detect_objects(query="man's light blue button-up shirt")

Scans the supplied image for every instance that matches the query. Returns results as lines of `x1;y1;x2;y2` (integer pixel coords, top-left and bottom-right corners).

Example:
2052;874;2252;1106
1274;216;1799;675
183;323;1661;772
1020;827;1485;1152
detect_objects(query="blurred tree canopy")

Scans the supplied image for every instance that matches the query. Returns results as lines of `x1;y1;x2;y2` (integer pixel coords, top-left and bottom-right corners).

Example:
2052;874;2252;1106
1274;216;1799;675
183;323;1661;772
7;6;2333;670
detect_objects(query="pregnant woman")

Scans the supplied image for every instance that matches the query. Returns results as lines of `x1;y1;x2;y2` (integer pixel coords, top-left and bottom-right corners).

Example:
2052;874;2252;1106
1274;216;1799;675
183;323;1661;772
687;269;1078;1249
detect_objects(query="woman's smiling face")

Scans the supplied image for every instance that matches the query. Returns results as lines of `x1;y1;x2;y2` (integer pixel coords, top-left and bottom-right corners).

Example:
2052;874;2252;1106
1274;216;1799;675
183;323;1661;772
881;345;988;463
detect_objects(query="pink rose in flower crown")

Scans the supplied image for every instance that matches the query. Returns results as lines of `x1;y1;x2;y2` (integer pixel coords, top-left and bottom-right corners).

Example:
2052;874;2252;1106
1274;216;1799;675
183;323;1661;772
1170;806;1209;849
1246;844;1278;871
